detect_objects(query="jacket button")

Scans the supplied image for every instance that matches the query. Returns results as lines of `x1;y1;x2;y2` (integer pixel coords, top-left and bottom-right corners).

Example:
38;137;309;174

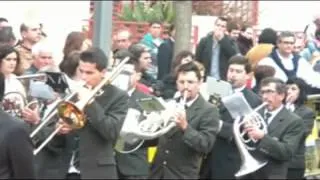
163;161;167;165
165;150;169;154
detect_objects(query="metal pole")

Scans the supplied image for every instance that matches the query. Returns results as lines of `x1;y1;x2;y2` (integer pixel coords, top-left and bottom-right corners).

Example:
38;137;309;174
93;1;113;66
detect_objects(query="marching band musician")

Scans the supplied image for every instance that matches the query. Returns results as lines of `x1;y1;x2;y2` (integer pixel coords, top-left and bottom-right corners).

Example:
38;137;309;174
243;77;304;179
115;57;152;179
201;55;261;179
0;72;35;179
285;77;315;179
149;62;220;179
35;47;129;179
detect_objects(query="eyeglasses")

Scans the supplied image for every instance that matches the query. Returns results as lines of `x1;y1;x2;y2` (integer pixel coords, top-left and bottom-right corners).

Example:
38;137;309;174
259;89;276;95
281;41;294;45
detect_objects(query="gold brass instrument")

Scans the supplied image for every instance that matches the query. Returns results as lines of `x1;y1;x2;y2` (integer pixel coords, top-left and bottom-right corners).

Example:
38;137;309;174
2;92;39;118
32;57;130;155
233;102;268;177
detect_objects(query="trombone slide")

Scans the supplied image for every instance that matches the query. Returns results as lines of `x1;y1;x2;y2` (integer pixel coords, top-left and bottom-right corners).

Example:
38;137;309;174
33;125;63;155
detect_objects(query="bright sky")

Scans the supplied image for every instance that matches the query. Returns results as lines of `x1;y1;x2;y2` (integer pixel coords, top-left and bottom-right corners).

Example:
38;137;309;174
0;1;90;64
258;1;320;31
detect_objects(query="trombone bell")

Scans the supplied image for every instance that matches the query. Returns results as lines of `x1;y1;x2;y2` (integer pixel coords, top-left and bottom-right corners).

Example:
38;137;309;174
57;101;86;129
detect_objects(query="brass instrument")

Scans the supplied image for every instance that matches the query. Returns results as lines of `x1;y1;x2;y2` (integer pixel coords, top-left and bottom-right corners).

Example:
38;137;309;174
233;102;268;177
2;92;39;118
115;90;187;154
32;57;130;155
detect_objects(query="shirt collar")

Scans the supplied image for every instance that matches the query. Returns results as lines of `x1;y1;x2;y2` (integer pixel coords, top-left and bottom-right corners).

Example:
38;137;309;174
180;94;199;108
276;49;293;60
234;85;246;92
127;88;135;97
264;104;284;119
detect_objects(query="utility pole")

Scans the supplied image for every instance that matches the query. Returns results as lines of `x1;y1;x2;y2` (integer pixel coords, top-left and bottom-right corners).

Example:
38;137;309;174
92;1;113;66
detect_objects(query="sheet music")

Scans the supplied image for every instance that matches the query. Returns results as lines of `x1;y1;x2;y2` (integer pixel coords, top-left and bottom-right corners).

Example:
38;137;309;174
221;92;253;119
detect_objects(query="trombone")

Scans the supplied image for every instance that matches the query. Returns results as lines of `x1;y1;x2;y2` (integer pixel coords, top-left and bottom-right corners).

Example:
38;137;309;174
32;57;130;155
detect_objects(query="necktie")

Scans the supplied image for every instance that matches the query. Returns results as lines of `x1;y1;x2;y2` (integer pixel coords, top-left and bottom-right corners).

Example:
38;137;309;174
264;112;272;124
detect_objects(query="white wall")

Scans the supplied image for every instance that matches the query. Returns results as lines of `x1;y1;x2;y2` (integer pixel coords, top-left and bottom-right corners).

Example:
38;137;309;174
258;1;320;32
0;1;90;64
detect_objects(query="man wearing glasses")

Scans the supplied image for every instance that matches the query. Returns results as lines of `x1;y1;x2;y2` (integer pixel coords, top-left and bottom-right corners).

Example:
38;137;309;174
258;31;320;92
242;77;303;179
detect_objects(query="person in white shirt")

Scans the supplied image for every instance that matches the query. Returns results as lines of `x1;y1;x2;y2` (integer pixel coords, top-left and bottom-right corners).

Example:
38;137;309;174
258;31;320;90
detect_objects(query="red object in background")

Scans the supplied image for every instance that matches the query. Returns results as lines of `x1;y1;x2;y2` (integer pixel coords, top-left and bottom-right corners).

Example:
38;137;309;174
136;82;153;95
246;78;253;89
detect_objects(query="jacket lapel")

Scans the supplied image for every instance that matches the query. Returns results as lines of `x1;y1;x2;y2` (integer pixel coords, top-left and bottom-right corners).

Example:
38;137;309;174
267;107;286;134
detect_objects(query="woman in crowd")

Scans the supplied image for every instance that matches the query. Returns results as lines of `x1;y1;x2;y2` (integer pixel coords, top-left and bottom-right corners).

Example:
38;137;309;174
0;44;25;97
286;77;315;179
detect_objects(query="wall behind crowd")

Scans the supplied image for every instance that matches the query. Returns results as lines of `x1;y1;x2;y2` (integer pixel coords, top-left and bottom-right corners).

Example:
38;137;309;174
0;1;90;65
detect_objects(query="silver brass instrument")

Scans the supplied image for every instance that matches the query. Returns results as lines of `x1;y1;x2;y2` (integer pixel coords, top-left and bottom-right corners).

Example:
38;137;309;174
221;92;268;177
233;102;268;177
32;57;130;155
2;92;39;118
115;90;187;154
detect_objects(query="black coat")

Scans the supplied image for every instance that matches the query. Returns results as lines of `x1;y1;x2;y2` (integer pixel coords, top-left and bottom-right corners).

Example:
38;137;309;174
195;32;238;80
201;88;261;179
0;110;35;179
35;84;129;179
157;38;174;80
115;89;151;177
289;105;315;169
149;95;220;179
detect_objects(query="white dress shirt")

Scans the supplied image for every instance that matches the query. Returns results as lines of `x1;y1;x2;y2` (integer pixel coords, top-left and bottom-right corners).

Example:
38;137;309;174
264;105;284;125
258;50;320;88
5;74;26;98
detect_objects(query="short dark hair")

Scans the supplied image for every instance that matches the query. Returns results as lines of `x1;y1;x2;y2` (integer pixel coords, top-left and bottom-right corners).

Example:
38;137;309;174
0;26;15;44
215;16;228;24
254;65;275;85
286;77;308;106
228;55;252;73
227;21;240;33
172;50;195;72
0;18;8;23
258;28;278;45
128;43;148;64
260;77;286;95
277;31;296;43
0;71;4;101
176;62;202;81
20;23;28;33
149;20;162;27
80;47;107;71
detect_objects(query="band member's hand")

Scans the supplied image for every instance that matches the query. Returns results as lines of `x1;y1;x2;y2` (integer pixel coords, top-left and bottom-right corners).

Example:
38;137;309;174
175;110;188;130
22;107;41;125
245;125;265;140
56;119;73;135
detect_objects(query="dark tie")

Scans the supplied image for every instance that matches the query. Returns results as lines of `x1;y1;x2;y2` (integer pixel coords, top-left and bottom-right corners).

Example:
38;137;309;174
264;112;272;124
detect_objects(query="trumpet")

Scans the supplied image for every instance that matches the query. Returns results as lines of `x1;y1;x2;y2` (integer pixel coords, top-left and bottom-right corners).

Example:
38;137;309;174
32;57;130;155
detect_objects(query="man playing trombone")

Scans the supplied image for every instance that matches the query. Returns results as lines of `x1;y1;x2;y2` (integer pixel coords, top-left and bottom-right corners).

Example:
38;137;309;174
148;62;220;179
35;47;129;179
